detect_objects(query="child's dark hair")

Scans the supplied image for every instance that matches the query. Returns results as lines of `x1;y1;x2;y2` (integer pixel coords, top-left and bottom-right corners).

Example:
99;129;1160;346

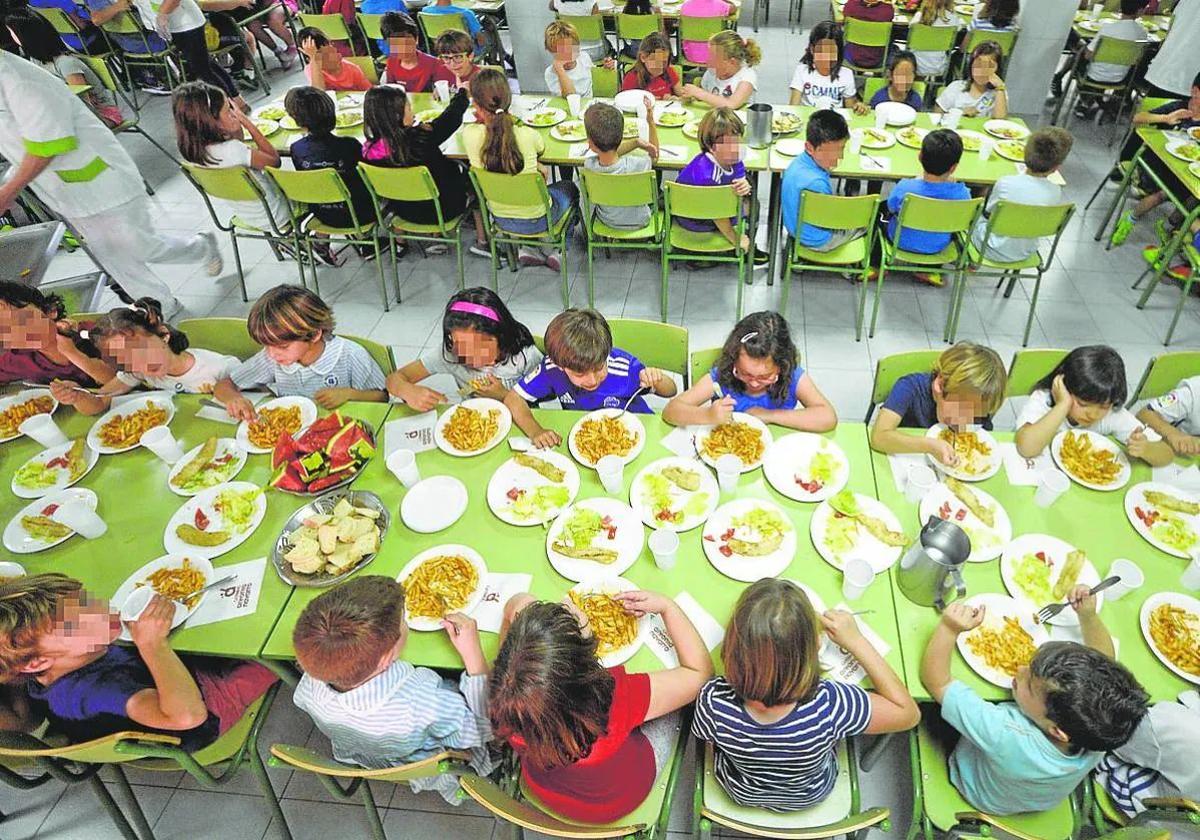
440;287;535;367
966;40;1004;80
920;128;963;176
888;48;917;75
716;311;798;404
1119;0;1148;14
545;308;612;372
380;10;418;40
1024;126;1073;175
583;101;624;152
1193;71;1200;91
806;108;849;146
631;31;672;90
284;85;335;135
95;298;190;355
1035;345;1128;407
435;28;473;56
801;20;844;76
5;8;69;62
172;81;229;166
0;281;65;320
977;0;1018;28
363;85;413;165
623;0;653;12
297;26;331;49
1030;642;1148;752
247;285;336;346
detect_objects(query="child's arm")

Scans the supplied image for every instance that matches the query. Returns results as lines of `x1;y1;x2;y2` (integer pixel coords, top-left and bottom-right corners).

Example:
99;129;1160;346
386;360;449;411
988;79;1008;118
236;109;282;169
748;372;837;431
663;373;735;427
870;408;959;465
442;613;488;675
548;56;577;95
1137;405;1200;456
1069;585;1114;658
314;386;388;408
824;610;919;733
49;376;130;416
55;331;116;386
124;595;210;731
1135;106;1194;127
214;376;258;421
919;602;984;703
682;81;753;109
1015;376;1071;458
846;93;869;116
503;388;560;448
638;366;677;398
788;89;802;106
615;591;714;720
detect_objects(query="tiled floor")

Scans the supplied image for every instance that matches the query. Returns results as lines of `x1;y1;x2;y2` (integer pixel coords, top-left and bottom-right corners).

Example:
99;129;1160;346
7;3;1200;838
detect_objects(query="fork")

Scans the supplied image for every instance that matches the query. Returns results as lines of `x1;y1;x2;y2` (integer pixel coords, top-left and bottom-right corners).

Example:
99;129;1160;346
616;386;649;417
1036;575;1121;623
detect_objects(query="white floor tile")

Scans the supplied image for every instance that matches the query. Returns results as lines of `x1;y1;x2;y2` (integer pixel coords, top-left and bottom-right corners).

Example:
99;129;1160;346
0;778;66;840
149;788;274;840
33;782;173;840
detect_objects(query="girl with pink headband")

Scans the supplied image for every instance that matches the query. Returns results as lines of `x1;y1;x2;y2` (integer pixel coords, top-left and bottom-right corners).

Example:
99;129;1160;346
386;287;542;409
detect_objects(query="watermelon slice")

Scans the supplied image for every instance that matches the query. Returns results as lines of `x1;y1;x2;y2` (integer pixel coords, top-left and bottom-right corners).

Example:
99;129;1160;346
270;460;307;492
296;450;327;484
272;432;300;470
307;473;345;492
326;421;372;466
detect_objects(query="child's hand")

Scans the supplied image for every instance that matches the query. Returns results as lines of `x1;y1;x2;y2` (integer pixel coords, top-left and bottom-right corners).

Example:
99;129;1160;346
680;84;701;100
398;383;447;412
299;36;319;60
1165;108;1194;125
1126;426;1151;459
642;93;654;113
1068;584;1098;617
470;374;507;400
561;596;594;638
963;107;979;118
638;366;664;391
604;56;617;70
987;73;1004;89
1050;373;1073;413
1168;430;1200;456
225;396;257;422
441;612;485;671
852;100;869;116
127;595;174;649
532;428;562;449
940;602;984;634
314;387;353;409
929;437;959;466
708;394;735;425
731;177;752;198
613;589;671;617
821;609;865;649
637;139;660;161
49;379;84;406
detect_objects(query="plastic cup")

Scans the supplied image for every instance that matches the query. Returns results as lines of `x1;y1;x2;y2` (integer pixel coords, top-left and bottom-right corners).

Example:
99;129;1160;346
716;454;742;493
434;79;450;103
842;557;875;601
648;528;680;570
1034;469;1070;508
979;138;993;162
848;131;862;154
1183;550;1200;590
1105;558;1143;601
51;499;107;539
120;586;155;623
567;93;582;116
944;108;963;130
874;110;887;130
1091;2;1103;16
386;449;421;488
19;413;68;448
596;454;625;494
140;425;185;464
905;463;937;504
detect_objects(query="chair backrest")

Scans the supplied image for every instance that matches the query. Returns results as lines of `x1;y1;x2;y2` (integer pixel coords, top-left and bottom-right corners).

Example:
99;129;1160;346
470;169;553;220
78;54;120;94
1006;348;1068;398
592;64;619;97
896;195;983;235
346;55;379;83
356;12;385;41
608;318;688;381
862;76;928;103
461;773;647;837
182;163;263;203
580;168;658;210
844;17;893;48
269;744;473;783
1097;829;1170;840
678;14;727;42
560;12;606;42
867;349;942;422
1091;34;1147;68
690;347;721;390
985;201;1074;240
0;728;180;766
31;6;84;39
343;333;395;374
797;191;880;233
358;162;439;202
267;166;353;208
617;11;662;41
664;181;739;223
1129;351;1200;404
964;27;1016;56
177;317;260;360
418;10;467;39
907;22;959;53
298;12;354;44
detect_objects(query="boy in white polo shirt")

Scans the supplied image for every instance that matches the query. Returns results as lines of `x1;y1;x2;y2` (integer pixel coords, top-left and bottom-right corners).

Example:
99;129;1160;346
1137;375;1200;456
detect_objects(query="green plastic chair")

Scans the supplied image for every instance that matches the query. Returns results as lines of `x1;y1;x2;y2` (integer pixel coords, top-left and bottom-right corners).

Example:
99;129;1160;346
418;9;468;49
781;192;882;340
1089;777;1128;830
347;55;380;84
1128;351;1200;405
560;13;608;46
957;201;1075;345
1051;35;1147;132
1083;96;1173;212
690;347;721;390
469;168;577;308
181;163;299;301
864;349;942;423
608;318;687;384
32;6;107;56
1006;348;1067;398
357;12;386;61
906;23;958;94
1099;830;1170;840
99;11;183;101
662;181;747;319
358;162;467;292
960;28;1017;75
579;168;664;315
344;332;395;374
861;76;928;105
77;55;179;171
677;15;727;73
177;317;259;359
843;18;893;77
266;167;391;309
593;63;620;97
872;194;983;339
1134;230;1200;345
616;12;662;63
298;12;357;54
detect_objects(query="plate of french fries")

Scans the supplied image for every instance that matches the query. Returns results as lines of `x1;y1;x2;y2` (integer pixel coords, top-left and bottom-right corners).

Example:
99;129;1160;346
956;593;1048;689
918;479;1011;563
999;533;1102;627
566;576;651;667
111;553;215;640
435;398;511;456
0;389;58;443
1141;592;1200;686
237;396;317;454
568;408;646;468
694;412;772;472
87;394;175;454
397;544;488;631
925;424;1000;482
1051;428;1130;491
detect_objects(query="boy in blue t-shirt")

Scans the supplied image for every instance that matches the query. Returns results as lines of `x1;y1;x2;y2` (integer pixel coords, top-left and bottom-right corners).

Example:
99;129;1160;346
886;128;971;286
781;109;857;251
507;308;677;448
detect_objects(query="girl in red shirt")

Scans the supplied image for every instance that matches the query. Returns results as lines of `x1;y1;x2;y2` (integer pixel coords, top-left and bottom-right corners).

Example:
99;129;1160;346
0;282;112;387
620;32;684;99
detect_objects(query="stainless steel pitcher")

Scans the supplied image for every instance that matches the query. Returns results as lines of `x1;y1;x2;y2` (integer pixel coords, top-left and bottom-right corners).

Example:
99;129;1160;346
897;516;971;611
746;103;772;149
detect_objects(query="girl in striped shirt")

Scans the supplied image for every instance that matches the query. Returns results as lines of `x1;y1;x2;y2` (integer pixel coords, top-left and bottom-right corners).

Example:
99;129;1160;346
691;579;918;811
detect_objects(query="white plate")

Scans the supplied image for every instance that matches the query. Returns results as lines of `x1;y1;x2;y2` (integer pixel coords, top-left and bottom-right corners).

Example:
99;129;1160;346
1164;140;1200;165
810;493;905;573
524;107;566;128
775;138;806;156
0;389;59;443
1140;591;1200;686
925;424;1001;482
3;488;97;554
397;544;489;631
163;481;267;560
434;398;512;457
955;129;988;153
401;475;468;533
568;576;652;668
111;553;215;641
337;92;365;109
87;394;175;454
546;497;645;582
167;438;247;497
694;412;772;472
956;593;1049;689
763;433;850;503
983;119;1030;140
550;119;587;142
615;89;648;112
0;561;26;579
703;498;796;582
1051;428;1131;491
994;139;1027;163
853;127;895;149
486;450;580;526
629;457;719;532
770;110;804;135
1124;482;1200;559
11;439;99;499
236;396;318;455
895;125;929;149
918;482;1011;563
999;533;1102;627
254;103;287;121
876;101;916;127
682;121;699;140
655;108;692;129
568;408;646;468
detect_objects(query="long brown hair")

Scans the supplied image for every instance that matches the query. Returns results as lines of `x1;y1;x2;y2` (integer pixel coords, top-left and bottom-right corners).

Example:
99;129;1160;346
172;81;230;166
469;68;524;175
488;601;616;769
363;85;415;166
95;297;190;356
723;579;821;706
633;31;672;89
917;0;953;25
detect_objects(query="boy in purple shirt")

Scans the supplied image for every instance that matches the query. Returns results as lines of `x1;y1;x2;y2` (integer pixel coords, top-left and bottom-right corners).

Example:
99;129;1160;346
506;308;677;448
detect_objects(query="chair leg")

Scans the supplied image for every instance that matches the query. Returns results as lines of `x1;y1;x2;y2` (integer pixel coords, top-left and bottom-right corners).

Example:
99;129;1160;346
133;126;181;165
109;765;157;840
1083;172;1110;211
249;738;292;840
372;236;390;312
944;270;962;343
142;178;155;196
1165;283;1190;346
559;237;570;308
488;239;499;291
1135;267;1158;308
780;258;792;312
855;265;871;342
1002;272;1018;298
389;234;403;303
230;232;248;302
868;263;888;338
660;248;670;324
87;773;142;840
358;782;387;840
1023;272;1042;347
586;241;596;309
454;228;465;291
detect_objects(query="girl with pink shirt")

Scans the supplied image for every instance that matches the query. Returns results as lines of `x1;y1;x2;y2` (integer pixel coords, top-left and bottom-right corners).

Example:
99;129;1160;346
678;0;732;63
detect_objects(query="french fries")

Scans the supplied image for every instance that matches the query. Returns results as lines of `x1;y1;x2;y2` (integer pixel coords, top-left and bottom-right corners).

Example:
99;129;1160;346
0;395;55;438
965;616;1037;677
700;421;765;464
98;403;169;449
403;554;478;620
569;590;638;657
248;405;301;449
138;558;206;609
939;428;993;475
575;416;638;464
1149;604;1200;677
443;406;500;452
1060;431;1121;486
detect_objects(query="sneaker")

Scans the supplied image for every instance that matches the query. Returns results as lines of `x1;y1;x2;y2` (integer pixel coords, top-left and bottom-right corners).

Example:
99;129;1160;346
275;48;297;71
544;249;561;272
469;243;493;259
841;268;879;283
1142;246;1192;281
1111;211;1137;247
517;247;546;268
1107;166;1124;184
312;242;342;267
142;84;173;95
425;243;448;256
200;231;223;277
913;271;943;287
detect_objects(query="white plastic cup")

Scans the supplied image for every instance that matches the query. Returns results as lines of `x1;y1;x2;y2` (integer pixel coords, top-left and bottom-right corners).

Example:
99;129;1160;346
51;499;107;539
1034;469;1070;508
944;108;963;130
716;454;742;493
905;463;937;504
648;528;680;570
979;138;993;162
434;79;450;103
842;557;875;601
140;425;185;464
120;586;155;623
596;454;625;494
848;131;863;154
1105;558;1144;601
1091;3;1103;17
387;449;421;488
19;413;68;448
874;110;887;131
1183;550;1200;590
567;93;582;116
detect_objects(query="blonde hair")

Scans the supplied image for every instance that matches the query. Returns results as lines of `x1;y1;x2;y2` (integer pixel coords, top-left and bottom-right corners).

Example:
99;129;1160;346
469;68;524;175
247;284;335;346
0;574;83;683
933;341;1007;414
544;308;612;372
544;20;579;50
708;31;761;67
697;106;744;153
723;579;821;706
918;0;954;26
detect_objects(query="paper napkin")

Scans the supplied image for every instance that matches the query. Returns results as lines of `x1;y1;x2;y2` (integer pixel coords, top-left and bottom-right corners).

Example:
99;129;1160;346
1152;461;1200;494
184;557;266;629
647;591;725;668
821;604;893;685
383;411;438;457
859;154;892;173
567;142;596;159
194;391;268;424
888;452;928;493
469;572;533;633
1000;442;1055;486
659;425;700;459
656;145;689;163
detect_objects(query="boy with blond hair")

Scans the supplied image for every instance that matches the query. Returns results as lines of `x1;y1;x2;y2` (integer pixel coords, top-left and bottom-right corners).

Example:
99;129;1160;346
582;100;659;230
544;20;614;97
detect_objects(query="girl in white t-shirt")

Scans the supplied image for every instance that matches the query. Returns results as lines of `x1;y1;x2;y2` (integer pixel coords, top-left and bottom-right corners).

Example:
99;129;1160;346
680;30;761;109
934;40;1008;118
788;21;868;113
134;0;249;112
49;298;241;414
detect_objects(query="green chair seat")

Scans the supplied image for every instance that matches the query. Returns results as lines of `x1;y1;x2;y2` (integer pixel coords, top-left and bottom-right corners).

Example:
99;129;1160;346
122;693;268;771
304;217;378;237
389;214;464;235
669;224;735;253
965;242;1041;271
702;741;851;828
497;210;573;240
1092;778;1128;827
883;239;960;266
793;237;869;266
593;217;661;240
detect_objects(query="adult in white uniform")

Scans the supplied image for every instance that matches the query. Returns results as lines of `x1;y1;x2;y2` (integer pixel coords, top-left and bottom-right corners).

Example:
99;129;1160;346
0;52;220;317
1144;0;1200;97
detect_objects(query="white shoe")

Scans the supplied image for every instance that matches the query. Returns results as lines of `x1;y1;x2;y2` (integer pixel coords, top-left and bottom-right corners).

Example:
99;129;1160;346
543;249;561;272
517;247;546;267
200;231;223;277
469;244;493;258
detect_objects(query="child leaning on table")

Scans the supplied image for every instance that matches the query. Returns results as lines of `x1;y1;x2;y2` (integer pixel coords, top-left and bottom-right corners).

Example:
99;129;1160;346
1014;344;1174;466
870;341;1007;466
582;100;660;231
935;40;1008;118
0;574;277;750
780;109;856;251
298;26;371;92
664;311;837;431
291;576;494;803
215;284;388;415
692;579;918;811
504;308;677;448
680;30;761;110
1136;373;1200;457
544;20;613;98
919;591;1148;816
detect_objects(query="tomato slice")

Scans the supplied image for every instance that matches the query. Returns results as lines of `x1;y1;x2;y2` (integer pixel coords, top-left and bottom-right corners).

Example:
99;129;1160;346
718;545;733;557
194;508;211;531
41;503;59;516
